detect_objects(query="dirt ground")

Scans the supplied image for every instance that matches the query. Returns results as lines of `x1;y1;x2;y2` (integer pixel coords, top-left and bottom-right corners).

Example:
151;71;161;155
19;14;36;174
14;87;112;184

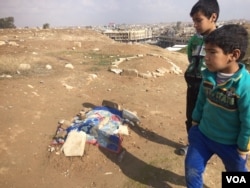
0;28;249;188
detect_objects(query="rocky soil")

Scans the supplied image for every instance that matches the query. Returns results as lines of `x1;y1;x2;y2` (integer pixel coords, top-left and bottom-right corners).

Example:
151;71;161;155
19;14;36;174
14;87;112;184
0;28;249;188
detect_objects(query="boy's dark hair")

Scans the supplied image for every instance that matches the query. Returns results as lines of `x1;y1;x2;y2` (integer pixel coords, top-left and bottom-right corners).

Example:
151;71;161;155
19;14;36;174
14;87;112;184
190;0;220;22
204;24;248;62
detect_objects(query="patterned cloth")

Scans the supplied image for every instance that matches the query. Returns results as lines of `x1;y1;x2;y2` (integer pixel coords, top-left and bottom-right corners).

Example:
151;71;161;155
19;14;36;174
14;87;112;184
66;106;123;152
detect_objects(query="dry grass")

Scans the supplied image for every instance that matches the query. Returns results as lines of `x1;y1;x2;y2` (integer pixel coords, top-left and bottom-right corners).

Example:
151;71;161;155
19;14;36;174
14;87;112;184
0;56;23;74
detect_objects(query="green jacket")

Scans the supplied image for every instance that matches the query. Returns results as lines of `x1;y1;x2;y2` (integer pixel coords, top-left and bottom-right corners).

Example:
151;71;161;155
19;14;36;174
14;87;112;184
185;33;206;79
192;64;250;154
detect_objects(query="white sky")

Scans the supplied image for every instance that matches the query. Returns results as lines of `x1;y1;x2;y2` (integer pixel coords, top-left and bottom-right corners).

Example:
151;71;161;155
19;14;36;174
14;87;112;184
0;0;249;27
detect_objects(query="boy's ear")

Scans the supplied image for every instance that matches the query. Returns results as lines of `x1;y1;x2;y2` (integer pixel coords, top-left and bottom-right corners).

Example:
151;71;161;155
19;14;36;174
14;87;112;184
230;49;241;61
211;13;217;22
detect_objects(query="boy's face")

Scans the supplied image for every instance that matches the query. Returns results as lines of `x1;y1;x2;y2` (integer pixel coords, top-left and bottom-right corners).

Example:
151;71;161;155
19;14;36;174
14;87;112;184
192;11;216;35
204;43;236;73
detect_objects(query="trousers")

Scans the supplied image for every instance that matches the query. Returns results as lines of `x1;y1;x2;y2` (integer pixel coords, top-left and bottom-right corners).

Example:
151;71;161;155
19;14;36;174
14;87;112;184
185;126;248;188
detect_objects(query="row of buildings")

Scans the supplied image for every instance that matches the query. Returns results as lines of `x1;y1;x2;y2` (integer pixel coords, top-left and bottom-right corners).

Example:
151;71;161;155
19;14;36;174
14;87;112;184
102;22;195;48
103;28;153;42
101;20;248;48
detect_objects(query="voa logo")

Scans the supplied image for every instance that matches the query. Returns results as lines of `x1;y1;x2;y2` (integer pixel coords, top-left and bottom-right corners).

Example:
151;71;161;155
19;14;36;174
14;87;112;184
226;176;246;184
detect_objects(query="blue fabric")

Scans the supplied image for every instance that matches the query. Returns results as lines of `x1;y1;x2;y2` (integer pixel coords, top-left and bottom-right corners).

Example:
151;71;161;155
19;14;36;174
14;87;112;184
66;106;123;152
185;126;248;188
97;130;121;152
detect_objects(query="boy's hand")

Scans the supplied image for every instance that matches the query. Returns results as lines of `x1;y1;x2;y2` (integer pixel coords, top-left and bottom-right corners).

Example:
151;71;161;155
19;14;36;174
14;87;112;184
191;121;199;126
239;154;247;160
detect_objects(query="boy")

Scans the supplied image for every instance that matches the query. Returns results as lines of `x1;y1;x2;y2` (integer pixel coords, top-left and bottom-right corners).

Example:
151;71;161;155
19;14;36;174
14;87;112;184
179;0;220;155
185;24;250;187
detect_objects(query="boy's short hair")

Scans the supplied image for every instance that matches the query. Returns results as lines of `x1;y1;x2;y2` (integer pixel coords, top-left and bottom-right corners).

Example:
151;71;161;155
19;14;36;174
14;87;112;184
204;24;248;62
190;0;220;22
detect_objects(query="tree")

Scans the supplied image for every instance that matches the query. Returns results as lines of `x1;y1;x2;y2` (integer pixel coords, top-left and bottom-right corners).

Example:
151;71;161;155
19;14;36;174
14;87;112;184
0;17;16;29
43;23;50;29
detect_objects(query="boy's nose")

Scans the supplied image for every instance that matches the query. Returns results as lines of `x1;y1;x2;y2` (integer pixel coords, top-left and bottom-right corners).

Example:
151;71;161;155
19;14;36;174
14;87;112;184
204;55;209;61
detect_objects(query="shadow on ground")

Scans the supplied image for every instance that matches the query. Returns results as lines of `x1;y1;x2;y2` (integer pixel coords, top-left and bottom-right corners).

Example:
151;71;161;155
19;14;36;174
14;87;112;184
99;146;186;188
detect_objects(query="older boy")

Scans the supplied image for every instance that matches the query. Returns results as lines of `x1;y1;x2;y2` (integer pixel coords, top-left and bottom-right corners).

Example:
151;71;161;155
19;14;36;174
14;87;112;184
185;24;250;187
180;0;220;155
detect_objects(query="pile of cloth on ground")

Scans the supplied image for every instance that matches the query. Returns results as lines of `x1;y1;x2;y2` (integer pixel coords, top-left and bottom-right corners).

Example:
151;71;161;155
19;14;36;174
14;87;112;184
50;100;140;157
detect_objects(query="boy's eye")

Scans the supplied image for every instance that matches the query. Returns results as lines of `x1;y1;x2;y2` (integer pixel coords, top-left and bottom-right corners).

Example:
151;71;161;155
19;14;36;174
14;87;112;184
208;51;216;54
193;18;202;23
205;49;215;54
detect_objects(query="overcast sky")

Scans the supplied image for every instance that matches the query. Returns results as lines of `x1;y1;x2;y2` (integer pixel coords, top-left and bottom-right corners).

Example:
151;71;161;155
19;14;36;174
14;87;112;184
0;0;249;27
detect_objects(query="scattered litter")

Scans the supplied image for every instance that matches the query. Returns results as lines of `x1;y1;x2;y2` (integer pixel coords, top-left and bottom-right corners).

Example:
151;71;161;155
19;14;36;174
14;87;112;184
50;100;140;157
48;146;55;152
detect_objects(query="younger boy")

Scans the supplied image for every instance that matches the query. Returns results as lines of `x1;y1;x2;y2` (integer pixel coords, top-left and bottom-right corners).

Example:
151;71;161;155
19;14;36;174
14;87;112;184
180;0;220;155
185;24;250;187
